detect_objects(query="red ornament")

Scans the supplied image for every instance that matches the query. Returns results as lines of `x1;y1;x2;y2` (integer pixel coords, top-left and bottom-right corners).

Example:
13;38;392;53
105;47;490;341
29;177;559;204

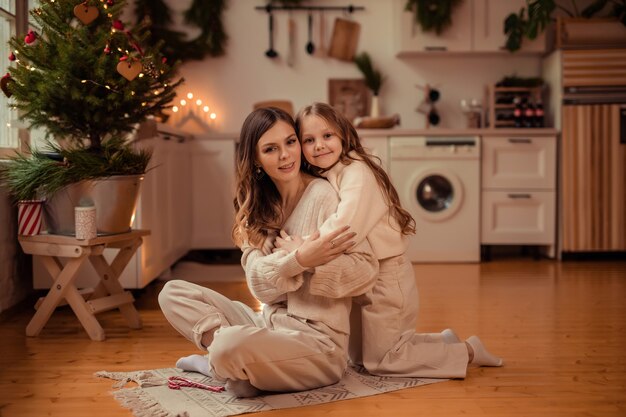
103;45;111;54
161;57;167;64
107;0;114;4
1;73;13;98
112;20;124;31
24;30;37;44
119;55;128;62
8;52;16;61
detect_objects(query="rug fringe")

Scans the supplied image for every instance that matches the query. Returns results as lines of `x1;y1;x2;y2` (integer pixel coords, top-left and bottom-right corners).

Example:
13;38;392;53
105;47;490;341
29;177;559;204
112;386;188;417
95;370;166;389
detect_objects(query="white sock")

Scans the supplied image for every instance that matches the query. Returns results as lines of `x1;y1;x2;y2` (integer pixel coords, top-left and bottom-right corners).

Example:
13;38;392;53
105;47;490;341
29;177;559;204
466;335;503;367
441;328;461;344
226;379;261;398
175;354;211;376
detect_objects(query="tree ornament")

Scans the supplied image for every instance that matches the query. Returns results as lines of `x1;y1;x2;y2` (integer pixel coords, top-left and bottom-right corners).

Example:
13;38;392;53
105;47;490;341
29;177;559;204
73;3;100;25
142;61;159;78
24;30;37;45
103;44;111;54
107;0;114;5
117;57;142;81
8;52;16;61
1;73;14;98
112;19;125;31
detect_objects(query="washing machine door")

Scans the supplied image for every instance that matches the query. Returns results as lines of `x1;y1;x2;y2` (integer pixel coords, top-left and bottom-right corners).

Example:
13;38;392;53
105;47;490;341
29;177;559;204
410;168;464;222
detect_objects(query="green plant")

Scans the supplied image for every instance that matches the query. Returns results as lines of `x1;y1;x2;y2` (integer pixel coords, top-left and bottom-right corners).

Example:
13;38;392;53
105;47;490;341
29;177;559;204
504;0;626;52
1;0;182;202
404;0;463;35
0;138;151;202
354;52;384;96
6;0;182;150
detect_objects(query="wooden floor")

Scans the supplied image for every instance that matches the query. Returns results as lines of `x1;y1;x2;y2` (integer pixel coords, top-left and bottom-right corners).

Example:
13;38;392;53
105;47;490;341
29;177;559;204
1;259;625;417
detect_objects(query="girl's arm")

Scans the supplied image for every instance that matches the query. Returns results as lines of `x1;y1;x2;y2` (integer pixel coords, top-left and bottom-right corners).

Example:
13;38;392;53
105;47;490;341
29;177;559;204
318;161;388;246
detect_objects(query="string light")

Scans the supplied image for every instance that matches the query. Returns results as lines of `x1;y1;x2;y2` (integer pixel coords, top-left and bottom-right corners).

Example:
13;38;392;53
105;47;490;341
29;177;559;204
170;93;218;129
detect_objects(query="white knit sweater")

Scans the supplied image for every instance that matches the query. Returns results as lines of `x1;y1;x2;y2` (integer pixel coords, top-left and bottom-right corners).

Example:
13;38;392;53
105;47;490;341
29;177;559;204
318;153;409;260
240;178;378;334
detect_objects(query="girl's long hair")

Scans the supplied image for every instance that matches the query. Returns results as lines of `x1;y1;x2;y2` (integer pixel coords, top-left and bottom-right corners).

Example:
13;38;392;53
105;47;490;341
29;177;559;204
232;107;297;248
296;102;416;235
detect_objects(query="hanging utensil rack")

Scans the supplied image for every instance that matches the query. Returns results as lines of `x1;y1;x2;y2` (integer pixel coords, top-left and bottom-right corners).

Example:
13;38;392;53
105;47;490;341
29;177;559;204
255;4;365;13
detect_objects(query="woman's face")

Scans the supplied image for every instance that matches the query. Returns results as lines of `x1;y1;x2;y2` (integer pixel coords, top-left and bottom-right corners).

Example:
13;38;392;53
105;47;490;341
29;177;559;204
256;120;301;184
299;114;343;169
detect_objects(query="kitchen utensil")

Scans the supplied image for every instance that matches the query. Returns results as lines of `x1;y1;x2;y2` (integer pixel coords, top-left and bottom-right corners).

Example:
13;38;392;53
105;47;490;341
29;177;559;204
265;13;278;58
316;10;326;56
287;12;295;67
328;18;360;61
305;12;315;55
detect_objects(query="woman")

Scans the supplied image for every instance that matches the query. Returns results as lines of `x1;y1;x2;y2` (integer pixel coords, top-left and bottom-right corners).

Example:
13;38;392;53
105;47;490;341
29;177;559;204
158;107;378;397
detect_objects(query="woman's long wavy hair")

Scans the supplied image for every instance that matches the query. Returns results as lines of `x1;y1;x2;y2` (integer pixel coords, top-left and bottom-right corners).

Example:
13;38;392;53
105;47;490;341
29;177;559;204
232;107;298;248
296;102;416;236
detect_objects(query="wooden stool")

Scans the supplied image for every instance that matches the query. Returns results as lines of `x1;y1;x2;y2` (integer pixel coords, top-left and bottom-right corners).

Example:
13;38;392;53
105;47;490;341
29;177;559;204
18;230;150;341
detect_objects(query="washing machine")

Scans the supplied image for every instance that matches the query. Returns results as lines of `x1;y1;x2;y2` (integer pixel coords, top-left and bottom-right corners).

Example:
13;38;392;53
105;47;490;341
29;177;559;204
390;136;480;262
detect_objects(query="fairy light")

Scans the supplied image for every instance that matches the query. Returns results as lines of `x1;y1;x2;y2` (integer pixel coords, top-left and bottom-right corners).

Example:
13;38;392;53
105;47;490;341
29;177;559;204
138;73;144;78
170;93;218;128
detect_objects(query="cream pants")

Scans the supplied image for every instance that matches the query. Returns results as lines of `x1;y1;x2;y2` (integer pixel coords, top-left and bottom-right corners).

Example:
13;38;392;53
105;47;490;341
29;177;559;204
350;255;469;378
158;280;349;392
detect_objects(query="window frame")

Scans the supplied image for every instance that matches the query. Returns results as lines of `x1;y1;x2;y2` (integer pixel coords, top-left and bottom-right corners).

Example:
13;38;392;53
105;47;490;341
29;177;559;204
1;0;32;158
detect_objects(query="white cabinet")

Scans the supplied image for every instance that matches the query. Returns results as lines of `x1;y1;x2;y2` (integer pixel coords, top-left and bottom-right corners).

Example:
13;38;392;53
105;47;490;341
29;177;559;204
360;136;389;171
190;137;237;249
394;0;547;55
481;135;556;252
34;131;193;289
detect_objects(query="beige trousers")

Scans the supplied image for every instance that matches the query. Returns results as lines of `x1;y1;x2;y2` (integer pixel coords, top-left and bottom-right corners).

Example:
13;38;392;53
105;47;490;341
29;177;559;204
350;255;469;379
158;280;349;392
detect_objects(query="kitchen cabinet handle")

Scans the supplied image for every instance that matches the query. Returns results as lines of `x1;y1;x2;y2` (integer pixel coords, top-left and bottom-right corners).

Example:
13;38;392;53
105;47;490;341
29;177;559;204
508;138;532;144
507;193;532;199
424;46;447;52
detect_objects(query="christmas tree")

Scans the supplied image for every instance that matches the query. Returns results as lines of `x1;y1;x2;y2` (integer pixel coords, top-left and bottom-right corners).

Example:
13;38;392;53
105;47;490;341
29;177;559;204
4;0;182;150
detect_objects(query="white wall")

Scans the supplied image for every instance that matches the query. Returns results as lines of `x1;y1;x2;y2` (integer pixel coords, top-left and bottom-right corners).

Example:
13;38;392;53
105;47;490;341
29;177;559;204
166;0;543;133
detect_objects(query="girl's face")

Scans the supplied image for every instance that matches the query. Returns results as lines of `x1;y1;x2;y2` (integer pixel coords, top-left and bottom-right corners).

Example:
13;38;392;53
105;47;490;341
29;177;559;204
256;120;301;184
300;114;343;169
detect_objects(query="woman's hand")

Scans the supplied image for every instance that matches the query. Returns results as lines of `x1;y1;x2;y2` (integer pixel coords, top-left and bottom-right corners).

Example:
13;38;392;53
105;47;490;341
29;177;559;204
274;230;305;253
294;226;357;268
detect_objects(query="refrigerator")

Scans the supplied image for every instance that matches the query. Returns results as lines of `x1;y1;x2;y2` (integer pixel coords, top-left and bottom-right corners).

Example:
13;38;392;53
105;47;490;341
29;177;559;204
544;49;626;254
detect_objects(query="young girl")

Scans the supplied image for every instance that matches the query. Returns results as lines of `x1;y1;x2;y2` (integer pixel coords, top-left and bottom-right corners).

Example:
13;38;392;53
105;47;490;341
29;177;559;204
277;102;503;379
159;107;379;397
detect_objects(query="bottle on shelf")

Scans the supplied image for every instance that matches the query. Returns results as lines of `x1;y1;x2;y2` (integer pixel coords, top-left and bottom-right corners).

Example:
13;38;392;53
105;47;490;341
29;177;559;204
513;96;523;128
524;98;535;128
534;99;545;127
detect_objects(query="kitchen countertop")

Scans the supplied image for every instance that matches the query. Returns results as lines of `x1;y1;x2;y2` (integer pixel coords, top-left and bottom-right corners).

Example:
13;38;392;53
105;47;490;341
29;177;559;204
155;123;559;141
357;128;559;137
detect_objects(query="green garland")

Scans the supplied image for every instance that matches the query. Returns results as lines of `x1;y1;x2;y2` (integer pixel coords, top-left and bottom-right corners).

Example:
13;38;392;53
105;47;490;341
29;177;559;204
134;0;228;62
404;0;463;35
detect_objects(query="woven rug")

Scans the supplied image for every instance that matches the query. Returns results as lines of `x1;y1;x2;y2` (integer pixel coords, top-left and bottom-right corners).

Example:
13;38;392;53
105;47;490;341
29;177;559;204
96;365;447;417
